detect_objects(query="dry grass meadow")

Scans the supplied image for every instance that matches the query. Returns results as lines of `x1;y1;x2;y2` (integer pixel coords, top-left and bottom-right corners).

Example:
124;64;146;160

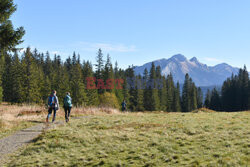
0;107;249;167
0;103;120;139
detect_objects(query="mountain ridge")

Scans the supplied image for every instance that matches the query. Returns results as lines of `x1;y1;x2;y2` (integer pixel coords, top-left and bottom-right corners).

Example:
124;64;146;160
134;54;246;86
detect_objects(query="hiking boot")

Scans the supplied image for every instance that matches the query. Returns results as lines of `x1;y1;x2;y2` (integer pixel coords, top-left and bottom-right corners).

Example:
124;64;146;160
46;118;48;123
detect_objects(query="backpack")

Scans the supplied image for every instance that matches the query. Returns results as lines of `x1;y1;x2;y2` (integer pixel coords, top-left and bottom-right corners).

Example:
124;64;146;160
64;95;71;107
48;95;55;107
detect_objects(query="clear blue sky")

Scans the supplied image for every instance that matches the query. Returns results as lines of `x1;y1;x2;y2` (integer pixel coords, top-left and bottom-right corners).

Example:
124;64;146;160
12;0;250;69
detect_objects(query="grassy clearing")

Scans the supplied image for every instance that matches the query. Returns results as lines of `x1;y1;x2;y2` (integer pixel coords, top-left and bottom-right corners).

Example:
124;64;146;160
0;104;45;139
5;111;250;167
0;104;119;139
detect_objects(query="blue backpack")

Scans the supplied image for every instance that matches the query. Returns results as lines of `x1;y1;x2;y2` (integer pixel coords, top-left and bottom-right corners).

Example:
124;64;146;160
48;96;55;107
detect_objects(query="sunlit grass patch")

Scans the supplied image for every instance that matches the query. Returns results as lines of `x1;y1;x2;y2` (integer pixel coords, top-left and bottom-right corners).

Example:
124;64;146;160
5;112;250;166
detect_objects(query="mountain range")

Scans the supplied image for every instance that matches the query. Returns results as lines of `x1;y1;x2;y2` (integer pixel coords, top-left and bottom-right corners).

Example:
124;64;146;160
134;54;245;86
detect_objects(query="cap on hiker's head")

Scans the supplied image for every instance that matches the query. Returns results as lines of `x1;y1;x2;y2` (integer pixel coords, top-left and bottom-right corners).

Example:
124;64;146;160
67;92;70;95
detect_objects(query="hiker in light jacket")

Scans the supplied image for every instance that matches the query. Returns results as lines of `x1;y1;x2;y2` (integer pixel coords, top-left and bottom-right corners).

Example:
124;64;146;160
46;90;59;123
63;92;72;122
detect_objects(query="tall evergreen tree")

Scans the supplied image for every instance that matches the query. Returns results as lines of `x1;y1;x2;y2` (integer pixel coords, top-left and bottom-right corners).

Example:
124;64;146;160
70;60;87;106
182;74;191;112
143;68;151;110
9;52;24;103
21;47;41;103
2;53;12;102
126;66;136;111
166;73;175;112
0;0;25;102
159;76;167;111
197;87;203;108
209;88;221;111
204;89;211;108
148;63;160;111
173;82;181;112
135;75;144;111
190;81;198;111
95;49;104;94
82;61;98;106
104;54;114;93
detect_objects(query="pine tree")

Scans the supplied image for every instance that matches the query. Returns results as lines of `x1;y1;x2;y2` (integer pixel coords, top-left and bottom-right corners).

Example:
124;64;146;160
95;49;104;94
113;61;124;105
159;76;167;111
70;60;87;106
148;62;160;111
2;53;12;102
104;54;114;93
190;81;198;111
156;66;167;111
204;89;211;108
126;66;136;111
143;68;151;110
182;74;191;112
135;75;144;111
21;47;41;103
166;73;175;112
9;52;24;103
197;87;203;108
209;88;221;111
0;0;25;102
239;65;249;110
82;61;98;106
173;82;181;112
0;0;25;52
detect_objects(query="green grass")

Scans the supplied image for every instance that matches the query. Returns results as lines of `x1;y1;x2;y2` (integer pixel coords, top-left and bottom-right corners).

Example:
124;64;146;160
0;121;35;139
5;112;250;167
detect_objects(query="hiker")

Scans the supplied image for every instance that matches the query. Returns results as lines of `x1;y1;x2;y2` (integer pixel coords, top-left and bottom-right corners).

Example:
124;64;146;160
46;90;59;123
121;100;126;112
63;92;72;122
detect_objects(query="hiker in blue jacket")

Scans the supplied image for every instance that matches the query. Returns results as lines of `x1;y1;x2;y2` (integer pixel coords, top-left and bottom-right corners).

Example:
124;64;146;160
46;90;59;123
63;92;72;122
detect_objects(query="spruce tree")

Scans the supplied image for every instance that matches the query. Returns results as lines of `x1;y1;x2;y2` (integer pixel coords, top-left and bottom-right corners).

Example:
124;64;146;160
9;52;24;103
173;82;181;112
159;76;167;111
82;60;98;106
2;53;12;102
114;61;124;105
209;88;221;111
0;0;25;52
70;60;87;106
135;75;144;111
204;89;211;108
197;87;203;108
166;73;175;112
104;54;114;93
126;66;136;111
148;62;160;111
190;81;198;111
21;47;41;103
182;74;191;112
143;68;151;110
95;49;104;94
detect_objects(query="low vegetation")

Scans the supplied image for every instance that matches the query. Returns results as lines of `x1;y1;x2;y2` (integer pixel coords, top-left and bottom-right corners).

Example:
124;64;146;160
5;111;250;166
0;103;119;139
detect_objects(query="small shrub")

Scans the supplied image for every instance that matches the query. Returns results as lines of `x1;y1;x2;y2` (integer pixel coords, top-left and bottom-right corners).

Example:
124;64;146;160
99;92;120;109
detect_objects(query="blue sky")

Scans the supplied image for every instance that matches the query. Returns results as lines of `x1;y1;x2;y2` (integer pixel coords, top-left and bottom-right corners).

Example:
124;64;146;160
12;0;250;69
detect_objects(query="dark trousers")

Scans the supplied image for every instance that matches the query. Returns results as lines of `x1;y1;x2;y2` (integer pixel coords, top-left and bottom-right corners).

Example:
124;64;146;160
47;107;57;122
64;107;71;120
